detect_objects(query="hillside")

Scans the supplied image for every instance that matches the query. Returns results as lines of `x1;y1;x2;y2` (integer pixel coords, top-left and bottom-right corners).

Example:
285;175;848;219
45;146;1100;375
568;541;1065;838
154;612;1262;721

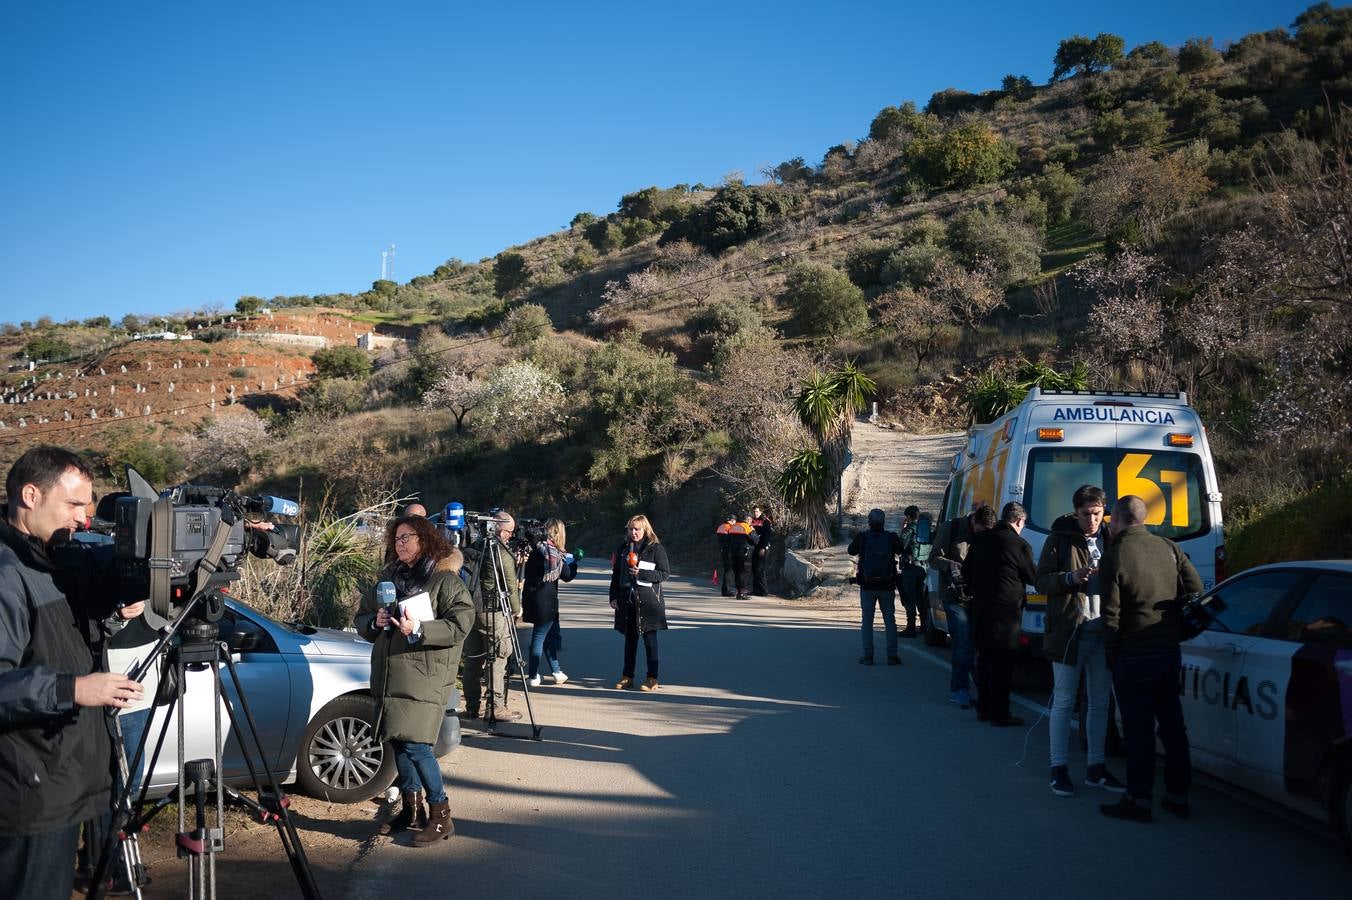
3;5;1351;613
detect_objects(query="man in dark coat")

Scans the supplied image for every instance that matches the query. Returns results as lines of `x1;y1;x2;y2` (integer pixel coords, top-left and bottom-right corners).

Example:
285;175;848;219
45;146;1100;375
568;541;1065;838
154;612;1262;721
750;506;773;596
0;447;145;900
715;515;735;597
963;502;1036;726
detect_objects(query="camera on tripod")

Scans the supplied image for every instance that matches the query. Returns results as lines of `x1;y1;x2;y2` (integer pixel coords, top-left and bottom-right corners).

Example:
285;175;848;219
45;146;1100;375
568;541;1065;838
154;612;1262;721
76;466;302;629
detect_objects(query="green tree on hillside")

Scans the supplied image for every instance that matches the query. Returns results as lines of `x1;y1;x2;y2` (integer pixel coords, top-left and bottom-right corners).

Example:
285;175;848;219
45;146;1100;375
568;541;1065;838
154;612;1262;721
661;183;796;254
1052;32;1125;80
1177;37;1223;73
494;252;530;298
24;335;70;360
783;263;868;337
868;101;937;143
1001;74;1035;100
235;296;263;315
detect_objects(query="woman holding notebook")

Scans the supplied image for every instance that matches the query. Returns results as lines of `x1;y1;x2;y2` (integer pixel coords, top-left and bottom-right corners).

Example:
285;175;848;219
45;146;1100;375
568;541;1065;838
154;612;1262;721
355;515;473;846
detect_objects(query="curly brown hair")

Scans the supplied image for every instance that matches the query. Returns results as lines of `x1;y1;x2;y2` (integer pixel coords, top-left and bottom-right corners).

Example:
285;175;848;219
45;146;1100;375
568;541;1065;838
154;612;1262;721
383;515;453;565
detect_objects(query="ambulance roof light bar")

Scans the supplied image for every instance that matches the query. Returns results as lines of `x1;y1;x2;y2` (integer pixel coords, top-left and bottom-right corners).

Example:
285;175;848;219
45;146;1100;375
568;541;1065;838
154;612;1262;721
1033;387;1187;403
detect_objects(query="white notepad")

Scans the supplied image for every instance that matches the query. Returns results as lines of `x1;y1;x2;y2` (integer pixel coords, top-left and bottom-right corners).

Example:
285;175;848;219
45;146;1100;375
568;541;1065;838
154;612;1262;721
399;591;434;622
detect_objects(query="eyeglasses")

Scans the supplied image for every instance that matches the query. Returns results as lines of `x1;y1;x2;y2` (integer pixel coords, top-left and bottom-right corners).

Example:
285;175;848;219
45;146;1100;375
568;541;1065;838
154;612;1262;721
394;534;418;545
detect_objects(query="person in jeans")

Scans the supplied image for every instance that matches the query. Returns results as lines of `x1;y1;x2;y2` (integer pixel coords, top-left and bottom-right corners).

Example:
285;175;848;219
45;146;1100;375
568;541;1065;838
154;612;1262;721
521;518;578;687
355;516;474;845
609;515;670;691
847;509;905;665
929;504;988;707
1100;495;1203;823
1034;484;1125;798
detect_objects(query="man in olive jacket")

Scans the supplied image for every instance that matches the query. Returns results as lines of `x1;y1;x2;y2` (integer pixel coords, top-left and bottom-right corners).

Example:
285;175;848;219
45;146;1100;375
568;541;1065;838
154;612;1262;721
1099;495;1204;823
461;512;522;722
1033;484;1123;798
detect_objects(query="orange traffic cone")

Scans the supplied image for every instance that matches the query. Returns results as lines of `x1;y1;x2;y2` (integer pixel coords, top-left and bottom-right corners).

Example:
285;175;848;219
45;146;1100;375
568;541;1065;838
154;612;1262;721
711;569;719;584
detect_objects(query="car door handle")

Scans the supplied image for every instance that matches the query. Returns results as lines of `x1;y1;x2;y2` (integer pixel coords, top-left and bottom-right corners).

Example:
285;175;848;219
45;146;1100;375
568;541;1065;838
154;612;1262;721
1219;643;1243;656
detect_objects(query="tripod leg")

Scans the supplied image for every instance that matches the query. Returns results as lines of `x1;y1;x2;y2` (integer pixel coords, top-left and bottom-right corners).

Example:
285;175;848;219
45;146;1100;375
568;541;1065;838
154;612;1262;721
219;648;324;900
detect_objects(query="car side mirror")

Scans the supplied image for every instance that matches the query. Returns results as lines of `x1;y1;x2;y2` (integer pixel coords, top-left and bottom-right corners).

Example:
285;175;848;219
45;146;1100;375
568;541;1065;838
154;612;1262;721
228;626;263;652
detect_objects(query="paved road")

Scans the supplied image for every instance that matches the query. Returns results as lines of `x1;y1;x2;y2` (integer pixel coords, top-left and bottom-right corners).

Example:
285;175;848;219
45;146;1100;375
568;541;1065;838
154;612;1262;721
346;563;1348;899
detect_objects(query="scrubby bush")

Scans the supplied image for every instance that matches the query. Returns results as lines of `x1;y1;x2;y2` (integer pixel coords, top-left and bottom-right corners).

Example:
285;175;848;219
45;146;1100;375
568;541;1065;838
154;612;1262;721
23;335;70;360
925;88;984;118
661;183;796;254
905;122;1017;190
570;211;598;230
844;241;897;289
880;242;949;289
493;252;530;298
1177;36;1222;73
584;218;624;254
311;345;372;380
946;206;1043;288
869;101;937;143
562;245;598;274
235;296;263;315
1052;32;1125;80
782;263;867;337
503;303;552;347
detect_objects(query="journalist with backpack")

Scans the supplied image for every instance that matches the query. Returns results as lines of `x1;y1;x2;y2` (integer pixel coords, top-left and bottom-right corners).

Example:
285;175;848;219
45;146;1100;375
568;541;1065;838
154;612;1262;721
847;508;905;666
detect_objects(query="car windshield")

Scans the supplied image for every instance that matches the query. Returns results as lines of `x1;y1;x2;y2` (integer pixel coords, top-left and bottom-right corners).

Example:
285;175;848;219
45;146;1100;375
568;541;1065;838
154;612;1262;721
1024;447;1210;541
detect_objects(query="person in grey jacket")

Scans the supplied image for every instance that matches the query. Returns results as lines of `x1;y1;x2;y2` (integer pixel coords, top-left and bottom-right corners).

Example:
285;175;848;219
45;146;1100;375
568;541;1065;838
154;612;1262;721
0;447;145;899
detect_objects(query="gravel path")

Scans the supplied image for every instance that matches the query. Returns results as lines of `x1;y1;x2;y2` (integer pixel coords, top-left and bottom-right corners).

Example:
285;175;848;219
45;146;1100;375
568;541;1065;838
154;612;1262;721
841;421;966;529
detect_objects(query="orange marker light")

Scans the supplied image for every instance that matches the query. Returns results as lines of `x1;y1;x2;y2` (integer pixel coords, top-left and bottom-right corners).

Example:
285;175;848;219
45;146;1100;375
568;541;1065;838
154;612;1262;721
1166;433;1195;447
1037;428;1064;442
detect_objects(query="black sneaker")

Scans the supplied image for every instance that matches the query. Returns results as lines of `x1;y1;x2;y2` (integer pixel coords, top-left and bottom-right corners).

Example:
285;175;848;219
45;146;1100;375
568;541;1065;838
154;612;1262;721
886;655;902;665
858;655;874;665
1160;796;1191;819
1049;766;1075;798
1085;764;1127;793
1100;796;1152;822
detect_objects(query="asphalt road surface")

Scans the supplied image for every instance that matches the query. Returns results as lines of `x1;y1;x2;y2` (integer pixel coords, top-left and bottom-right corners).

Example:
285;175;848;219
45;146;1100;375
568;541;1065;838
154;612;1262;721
346;562;1348;899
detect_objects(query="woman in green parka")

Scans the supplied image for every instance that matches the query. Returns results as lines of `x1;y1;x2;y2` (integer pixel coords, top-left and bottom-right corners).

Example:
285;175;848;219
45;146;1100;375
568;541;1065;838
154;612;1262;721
355;515;474;846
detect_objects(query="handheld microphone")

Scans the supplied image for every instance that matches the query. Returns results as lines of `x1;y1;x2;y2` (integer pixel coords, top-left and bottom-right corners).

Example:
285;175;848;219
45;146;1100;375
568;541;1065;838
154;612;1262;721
376;581;397;630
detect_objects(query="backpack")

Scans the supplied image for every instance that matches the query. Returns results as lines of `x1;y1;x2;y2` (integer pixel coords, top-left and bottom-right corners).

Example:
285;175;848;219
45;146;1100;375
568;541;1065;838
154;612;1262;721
858;531;898;585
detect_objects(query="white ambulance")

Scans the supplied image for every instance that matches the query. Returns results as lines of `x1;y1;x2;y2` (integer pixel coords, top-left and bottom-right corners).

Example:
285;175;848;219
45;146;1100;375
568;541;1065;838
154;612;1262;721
924;388;1226;653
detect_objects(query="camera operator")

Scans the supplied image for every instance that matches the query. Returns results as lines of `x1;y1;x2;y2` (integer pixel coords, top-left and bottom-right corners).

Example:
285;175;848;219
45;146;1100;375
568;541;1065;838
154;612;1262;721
928;503;989;709
0;446;144;900
462;511;523;722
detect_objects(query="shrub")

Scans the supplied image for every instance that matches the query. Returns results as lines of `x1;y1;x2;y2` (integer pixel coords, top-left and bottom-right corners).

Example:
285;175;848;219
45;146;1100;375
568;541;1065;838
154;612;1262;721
493;252;530;298
1001;74;1035;101
371;279;397;297
310;345;372;379
503;303;552;347
925;88;983;118
570;211;598;230
844;241;897;289
618;186;691;224
661;183;796;254
619;217;662;246
562;245;598;274
868;101;937;143
880;242;948;289
1177;36;1222;73
1052;32;1126;80
23;335;70;360
782;263;867;337
905;122;1017;190
946;206;1042;288
584;218;624;254
234;296;263;315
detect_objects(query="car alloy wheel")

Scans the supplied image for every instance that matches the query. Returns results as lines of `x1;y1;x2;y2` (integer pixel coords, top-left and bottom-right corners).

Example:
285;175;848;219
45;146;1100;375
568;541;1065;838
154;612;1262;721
296;694;396;803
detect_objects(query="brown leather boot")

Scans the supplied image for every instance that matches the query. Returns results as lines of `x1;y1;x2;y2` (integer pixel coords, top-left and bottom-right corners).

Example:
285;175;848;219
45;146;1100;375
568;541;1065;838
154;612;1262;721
412;800;454;846
378;792;424;835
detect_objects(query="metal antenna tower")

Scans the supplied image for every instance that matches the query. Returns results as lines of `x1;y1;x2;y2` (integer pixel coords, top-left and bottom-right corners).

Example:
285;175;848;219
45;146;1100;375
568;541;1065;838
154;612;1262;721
380;244;396;281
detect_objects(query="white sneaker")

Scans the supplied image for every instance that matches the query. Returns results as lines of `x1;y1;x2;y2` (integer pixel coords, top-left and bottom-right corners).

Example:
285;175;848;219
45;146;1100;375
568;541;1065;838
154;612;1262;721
528;675;542;687
551;671;569;685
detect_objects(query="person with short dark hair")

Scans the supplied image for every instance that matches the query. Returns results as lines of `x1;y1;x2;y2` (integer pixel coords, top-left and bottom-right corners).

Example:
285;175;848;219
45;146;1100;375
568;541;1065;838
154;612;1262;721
848;509;905;666
728;514;757;600
1034;483;1124;798
715;514;736;597
897;505;928;637
928;503;990;707
462;511;523;722
1099;495;1203;823
750;505;773;596
963;502;1036;726
1;446;146;898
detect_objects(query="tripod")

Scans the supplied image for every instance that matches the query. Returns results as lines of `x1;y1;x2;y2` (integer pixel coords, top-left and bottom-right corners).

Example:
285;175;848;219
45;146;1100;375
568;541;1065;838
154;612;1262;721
89;590;322;900
467;531;541;740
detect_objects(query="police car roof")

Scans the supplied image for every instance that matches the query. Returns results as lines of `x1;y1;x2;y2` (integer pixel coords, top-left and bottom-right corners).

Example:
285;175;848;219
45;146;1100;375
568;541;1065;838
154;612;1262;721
1231;560;1352;576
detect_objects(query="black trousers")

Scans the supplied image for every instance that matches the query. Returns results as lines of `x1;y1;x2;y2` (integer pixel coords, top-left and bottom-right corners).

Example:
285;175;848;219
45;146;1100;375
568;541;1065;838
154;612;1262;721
623;629;660;678
1114;647;1190;803
720;547;734;595
975;646;1017;720
899;566;927;630
751;548;767;595
729;552;749;595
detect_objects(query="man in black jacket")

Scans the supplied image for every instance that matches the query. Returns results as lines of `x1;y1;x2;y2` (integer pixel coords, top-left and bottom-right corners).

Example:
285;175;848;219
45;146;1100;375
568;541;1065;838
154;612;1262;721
0;446;144;899
847;509;905;666
963;502;1036;726
750;506;772;596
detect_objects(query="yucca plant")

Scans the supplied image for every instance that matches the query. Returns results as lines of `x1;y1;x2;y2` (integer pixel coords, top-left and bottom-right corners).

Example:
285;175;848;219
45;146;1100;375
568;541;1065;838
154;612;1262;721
776;447;834;549
963;370;1026;424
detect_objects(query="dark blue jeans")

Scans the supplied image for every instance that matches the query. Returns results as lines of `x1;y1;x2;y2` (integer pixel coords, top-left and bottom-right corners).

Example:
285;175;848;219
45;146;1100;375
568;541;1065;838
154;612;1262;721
623;629;659;678
529;619;562;677
0;824;80;900
943;599;974;694
392;740;447;803
859;588;898;657
1113;646;1191;804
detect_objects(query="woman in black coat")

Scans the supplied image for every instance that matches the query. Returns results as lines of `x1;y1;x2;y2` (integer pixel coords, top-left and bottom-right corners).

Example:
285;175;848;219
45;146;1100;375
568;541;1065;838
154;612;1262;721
521;518;577;687
608;514;670;691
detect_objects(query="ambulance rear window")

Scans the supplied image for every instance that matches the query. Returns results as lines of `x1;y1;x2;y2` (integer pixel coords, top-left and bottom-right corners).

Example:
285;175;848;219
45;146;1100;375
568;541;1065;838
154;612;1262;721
1025;448;1210;541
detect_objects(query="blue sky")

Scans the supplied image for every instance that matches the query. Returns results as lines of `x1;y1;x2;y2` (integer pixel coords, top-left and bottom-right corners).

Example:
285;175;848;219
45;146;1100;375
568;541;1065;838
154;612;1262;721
0;1;1318;324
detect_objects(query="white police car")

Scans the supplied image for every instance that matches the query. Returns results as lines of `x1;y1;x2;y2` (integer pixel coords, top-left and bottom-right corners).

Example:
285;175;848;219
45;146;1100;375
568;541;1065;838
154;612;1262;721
1180;561;1352;852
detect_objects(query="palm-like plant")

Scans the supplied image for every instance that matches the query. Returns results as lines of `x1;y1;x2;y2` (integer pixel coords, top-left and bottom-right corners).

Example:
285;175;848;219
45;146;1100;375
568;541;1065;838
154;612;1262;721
775;447;833;549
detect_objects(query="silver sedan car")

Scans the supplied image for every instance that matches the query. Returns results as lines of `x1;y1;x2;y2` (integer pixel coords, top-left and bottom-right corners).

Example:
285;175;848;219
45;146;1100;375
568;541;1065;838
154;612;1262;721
107;599;461;804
